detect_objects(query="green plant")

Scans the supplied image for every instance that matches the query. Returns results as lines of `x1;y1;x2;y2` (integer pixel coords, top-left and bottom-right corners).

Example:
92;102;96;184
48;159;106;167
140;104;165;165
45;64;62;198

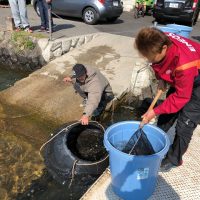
11;31;36;51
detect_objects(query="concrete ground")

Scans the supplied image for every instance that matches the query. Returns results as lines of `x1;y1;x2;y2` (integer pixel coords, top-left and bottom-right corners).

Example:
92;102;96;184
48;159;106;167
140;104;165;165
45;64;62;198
0;6;200;41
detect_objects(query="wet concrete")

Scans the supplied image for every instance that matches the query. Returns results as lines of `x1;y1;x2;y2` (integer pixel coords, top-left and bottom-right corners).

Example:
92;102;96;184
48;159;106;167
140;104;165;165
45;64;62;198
0;84;142;200
74;45;120;72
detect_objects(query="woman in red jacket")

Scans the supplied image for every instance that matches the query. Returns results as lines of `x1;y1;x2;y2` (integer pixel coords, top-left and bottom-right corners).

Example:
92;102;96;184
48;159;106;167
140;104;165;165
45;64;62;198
135;27;200;171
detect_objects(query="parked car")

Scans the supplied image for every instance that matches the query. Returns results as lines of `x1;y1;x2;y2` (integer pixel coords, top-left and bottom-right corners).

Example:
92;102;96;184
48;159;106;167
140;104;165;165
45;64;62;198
32;0;123;25
153;0;200;25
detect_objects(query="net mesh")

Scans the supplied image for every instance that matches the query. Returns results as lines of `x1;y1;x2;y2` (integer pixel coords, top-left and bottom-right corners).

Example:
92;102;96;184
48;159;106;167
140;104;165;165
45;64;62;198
123;128;155;155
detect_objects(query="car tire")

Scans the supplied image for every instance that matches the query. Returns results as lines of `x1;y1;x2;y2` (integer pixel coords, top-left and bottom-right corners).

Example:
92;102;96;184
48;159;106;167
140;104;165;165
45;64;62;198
83;7;99;25
106;17;119;23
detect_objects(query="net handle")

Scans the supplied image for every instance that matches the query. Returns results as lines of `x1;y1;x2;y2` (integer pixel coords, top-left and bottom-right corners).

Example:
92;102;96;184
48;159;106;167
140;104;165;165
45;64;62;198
140;89;163;127
147;89;163;111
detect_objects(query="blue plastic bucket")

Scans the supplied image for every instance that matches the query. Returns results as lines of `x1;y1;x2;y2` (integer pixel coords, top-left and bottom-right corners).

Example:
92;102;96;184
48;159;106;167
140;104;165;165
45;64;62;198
104;121;170;200
156;25;181;34
166;24;193;38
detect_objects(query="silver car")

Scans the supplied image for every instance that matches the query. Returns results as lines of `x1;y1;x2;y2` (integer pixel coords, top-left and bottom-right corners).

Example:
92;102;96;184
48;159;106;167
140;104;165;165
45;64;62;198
32;0;123;25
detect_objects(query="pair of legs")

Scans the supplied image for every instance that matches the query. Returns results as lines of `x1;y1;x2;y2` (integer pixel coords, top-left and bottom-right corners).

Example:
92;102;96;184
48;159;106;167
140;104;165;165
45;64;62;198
8;0;30;29
38;0;54;30
73;82;114;117
157;86;200;166
135;2;146;12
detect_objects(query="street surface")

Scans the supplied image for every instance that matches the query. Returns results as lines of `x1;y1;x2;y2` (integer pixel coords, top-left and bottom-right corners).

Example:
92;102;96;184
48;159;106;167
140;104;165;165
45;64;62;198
0;6;200;41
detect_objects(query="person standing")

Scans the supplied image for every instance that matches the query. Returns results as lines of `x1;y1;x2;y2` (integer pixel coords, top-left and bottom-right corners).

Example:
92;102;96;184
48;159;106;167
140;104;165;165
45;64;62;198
135;27;200;171
8;0;33;32
38;0;54;32
63;64;114;125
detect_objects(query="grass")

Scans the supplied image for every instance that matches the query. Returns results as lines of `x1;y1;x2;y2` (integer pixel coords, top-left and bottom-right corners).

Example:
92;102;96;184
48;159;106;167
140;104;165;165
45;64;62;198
11;31;36;51
11;31;47;52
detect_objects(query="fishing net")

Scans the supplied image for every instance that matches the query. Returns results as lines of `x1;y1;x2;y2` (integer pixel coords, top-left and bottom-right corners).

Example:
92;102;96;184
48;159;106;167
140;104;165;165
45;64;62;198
123;128;155;155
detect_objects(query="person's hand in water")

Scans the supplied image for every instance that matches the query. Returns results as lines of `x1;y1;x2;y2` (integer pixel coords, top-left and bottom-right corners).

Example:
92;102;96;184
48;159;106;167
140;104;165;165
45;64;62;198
63;76;72;83
80;115;89;125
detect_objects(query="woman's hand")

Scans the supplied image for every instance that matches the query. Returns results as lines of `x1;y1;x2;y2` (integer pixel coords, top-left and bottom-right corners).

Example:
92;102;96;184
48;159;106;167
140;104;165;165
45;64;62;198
80;115;89;125
140;109;156;127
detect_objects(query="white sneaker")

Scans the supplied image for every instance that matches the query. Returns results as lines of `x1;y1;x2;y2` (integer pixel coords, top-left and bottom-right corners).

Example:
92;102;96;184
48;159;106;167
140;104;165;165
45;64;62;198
79;98;87;107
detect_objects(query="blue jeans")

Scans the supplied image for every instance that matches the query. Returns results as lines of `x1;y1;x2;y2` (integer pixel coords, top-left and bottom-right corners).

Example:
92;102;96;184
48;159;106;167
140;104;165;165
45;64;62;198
8;0;30;28
38;0;53;29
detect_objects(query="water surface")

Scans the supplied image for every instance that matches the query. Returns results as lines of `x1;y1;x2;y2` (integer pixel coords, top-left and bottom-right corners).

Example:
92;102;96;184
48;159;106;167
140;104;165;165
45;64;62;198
0;66;142;200
0;67;29;91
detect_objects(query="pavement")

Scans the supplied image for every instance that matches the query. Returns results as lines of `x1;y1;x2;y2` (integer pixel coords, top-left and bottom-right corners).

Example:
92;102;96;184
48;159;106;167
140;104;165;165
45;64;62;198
1;5;200;41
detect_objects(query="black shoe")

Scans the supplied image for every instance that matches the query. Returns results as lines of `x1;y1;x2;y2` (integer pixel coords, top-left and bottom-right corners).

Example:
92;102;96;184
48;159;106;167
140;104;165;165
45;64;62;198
160;158;176;172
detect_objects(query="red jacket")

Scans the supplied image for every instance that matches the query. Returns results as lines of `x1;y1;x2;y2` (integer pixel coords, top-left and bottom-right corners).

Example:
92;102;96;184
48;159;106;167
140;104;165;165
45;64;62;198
153;33;200;115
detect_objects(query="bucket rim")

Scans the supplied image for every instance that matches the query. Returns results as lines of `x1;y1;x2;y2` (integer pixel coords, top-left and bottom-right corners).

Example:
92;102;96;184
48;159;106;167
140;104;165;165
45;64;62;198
104;120;170;158
166;24;193;31
155;26;181;33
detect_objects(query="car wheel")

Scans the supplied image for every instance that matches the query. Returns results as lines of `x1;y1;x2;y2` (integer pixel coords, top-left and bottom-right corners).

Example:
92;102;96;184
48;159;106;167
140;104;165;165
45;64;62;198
106;17;119;23
83;7;99;25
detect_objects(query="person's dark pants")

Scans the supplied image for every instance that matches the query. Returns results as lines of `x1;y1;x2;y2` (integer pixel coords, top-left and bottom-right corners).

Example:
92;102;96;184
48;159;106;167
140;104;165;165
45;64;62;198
94;91;114;116
159;84;200;166
73;82;114;117
38;0;53;29
140;78;200;166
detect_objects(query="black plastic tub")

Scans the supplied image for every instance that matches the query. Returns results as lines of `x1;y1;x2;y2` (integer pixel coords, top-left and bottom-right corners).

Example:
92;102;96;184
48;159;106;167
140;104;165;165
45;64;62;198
42;121;109;184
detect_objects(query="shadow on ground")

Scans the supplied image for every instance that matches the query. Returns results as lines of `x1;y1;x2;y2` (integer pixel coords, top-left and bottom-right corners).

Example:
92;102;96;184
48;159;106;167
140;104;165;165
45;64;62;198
32;23;75;32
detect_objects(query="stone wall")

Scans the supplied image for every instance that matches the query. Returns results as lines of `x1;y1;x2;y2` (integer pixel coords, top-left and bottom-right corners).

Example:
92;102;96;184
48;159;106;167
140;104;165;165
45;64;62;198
38;34;97;63
0;31;45;71
0;31;96;71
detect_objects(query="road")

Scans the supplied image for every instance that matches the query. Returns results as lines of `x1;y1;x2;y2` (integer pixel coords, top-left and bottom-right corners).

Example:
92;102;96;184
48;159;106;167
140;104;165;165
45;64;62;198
0;5;200;41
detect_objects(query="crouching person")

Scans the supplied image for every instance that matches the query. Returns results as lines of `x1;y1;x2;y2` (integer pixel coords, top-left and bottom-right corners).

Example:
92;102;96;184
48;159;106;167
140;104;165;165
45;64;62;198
63;64;114;125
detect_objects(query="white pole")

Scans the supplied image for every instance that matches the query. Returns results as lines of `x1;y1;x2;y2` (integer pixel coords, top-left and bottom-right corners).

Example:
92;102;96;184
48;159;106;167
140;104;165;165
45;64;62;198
48;3;52;41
